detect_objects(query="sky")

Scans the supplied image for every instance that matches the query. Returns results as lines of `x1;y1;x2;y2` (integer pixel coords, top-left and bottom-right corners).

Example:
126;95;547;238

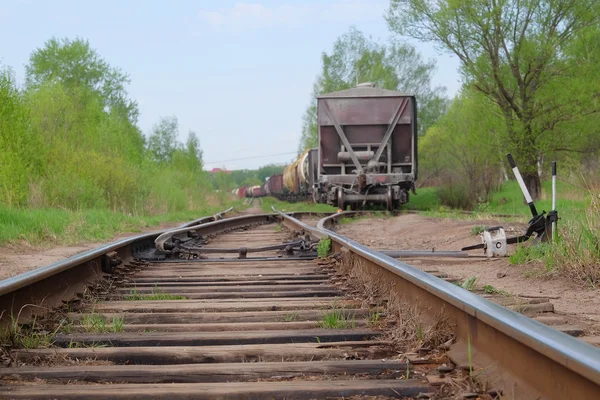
0;0;461;170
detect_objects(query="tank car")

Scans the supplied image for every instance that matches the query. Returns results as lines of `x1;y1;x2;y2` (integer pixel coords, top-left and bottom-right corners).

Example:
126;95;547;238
248;185;265;198
315;83;417;211
281;149;318;202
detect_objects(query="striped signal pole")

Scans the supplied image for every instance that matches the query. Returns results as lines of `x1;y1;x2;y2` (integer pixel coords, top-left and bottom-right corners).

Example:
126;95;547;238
506;153;538;217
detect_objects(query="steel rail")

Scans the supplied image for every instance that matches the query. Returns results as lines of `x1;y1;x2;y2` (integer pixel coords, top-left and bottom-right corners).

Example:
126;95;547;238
0;210;325;325
0;208;233;297
0;208;233;323
274;209;600;400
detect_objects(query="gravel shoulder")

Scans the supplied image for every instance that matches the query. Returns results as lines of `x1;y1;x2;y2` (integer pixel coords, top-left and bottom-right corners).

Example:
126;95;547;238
336;214;600;324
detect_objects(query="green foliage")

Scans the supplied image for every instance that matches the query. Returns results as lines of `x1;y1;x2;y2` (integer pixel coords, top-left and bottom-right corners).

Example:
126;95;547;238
317;237;332;258
401;187;441;211
510;206;600;286
319;309;355;329
147;116;179;164
0;38;217;224
299;26;448;150
0;203;233;246
461;276;478;291
282;313;298;322
419;90;504;209
81;314;125;333
483;285;497;295
471;226;488;236
0;315;58;349
387;0;600;199
125;287;186;301
0;67;34;206
436;184;476;211
369;311;381;326
26;36;138;123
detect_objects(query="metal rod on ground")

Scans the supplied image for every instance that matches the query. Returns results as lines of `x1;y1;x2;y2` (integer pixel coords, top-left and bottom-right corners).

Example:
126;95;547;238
506;153;538;217
552;161;557;241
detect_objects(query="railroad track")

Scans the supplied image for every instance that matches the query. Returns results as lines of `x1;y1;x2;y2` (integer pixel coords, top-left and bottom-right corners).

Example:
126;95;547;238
0;210;599;399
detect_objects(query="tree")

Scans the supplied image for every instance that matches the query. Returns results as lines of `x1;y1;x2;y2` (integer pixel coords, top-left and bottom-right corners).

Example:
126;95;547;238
386;0;600;199
26;37;139;124
0;67;34;206
299;26;447;151
147;116;179;164
185;130;204;171
420;89;505;208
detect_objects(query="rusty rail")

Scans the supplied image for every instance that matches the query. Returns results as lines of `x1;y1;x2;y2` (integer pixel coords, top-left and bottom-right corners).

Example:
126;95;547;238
274;210;600;400
0;208;233;323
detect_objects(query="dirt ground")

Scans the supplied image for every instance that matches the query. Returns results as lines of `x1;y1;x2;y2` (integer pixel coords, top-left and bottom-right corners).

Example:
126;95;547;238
337;214;600;324
0;221;186;281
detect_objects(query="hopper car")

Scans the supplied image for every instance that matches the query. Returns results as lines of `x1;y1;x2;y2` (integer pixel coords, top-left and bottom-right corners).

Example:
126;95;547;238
233;83;417;210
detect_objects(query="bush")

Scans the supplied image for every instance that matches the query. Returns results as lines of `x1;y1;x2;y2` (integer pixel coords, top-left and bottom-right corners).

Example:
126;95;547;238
437;183;476;210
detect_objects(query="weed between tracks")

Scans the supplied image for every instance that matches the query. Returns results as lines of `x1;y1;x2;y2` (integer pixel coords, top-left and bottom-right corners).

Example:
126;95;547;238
124;286;186;301
81;313;124;333
317;237;332;258
319;309;356;329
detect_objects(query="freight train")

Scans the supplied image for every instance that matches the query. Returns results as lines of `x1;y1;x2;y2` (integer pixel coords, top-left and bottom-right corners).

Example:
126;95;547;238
233;83;417;211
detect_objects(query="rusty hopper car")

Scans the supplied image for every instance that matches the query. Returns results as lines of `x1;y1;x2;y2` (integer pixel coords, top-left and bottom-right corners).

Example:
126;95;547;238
316;83;417;211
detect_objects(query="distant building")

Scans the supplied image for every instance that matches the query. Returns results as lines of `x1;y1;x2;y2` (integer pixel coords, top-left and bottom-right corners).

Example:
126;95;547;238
210;168;231;174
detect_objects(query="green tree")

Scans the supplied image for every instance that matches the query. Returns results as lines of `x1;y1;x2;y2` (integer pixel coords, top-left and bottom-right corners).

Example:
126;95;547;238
0;67;34;206
257;164;285;181
420;90;505;208
386;0;600;199
299;26;447;151
26;37;138;124
147;116;179;164
184;130;204;172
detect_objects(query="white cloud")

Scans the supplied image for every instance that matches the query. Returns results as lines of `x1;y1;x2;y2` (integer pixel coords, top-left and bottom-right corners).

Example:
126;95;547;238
198;1;386;31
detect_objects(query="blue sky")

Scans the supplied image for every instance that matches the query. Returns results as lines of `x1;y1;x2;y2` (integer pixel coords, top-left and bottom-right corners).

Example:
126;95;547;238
0;0;461;170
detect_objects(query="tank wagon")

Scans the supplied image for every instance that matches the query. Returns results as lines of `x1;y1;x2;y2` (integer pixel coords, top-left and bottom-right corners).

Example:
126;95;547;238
315;83;417;211
268;149;318;202
232;83;417;210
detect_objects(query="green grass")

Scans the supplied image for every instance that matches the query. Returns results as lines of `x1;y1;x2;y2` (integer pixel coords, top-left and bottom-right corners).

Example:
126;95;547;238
485;180;586;218
81;314;125;333
317;236;332;258
406;180;586;219
461;276;478;291
471;225;488;235
260;197;337;213
369;311;381;325
282;312;298;322
0;200;242;246
0;315;59;349
401;187;442;211
124;287;186;301
319;309;355;329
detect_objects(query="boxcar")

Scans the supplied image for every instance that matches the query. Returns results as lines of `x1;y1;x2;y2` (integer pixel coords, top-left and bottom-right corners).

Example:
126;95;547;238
267;174;284;197
315;83;417;210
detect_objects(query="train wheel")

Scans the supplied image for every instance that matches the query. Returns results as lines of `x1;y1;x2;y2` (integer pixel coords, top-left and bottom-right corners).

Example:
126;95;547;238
337;188;345;210
386;187;394;212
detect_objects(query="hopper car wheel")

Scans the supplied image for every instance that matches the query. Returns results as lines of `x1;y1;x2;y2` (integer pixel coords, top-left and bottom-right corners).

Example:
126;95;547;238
337;188;345;210
386;187;394;212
